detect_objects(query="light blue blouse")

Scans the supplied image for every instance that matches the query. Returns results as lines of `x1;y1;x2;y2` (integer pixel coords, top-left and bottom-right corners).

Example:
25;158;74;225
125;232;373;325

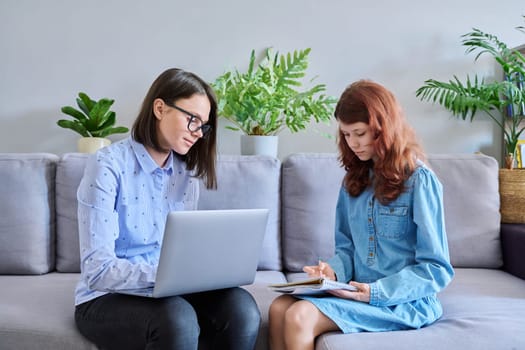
300;164;454;333
74;137;199;305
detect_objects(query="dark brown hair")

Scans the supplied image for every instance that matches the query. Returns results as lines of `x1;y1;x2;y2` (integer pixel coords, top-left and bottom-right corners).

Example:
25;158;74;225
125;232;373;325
132;68;217;189
335;80;425;204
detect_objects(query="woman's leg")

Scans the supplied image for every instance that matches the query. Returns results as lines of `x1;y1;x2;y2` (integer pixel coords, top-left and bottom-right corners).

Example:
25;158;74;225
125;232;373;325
283;300;340;350
75;293;200;350
183;287;261;350
268;294;298;350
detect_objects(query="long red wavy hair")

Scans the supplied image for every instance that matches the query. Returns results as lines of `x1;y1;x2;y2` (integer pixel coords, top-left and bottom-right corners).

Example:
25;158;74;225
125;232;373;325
335;80;425;204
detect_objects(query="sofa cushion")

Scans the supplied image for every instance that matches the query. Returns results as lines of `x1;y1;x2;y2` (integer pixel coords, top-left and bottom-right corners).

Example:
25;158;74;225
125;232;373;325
428;154;501;268
281;153;502;272
0;153;58;274
55;153;89;272
281;153;345;272
314;268;525;350
57;153;282;272
243;271;288;350
198;155;282;271
0;273;96;350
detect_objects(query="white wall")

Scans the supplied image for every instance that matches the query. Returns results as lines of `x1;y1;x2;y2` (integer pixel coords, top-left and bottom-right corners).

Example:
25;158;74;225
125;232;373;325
1;0;523;164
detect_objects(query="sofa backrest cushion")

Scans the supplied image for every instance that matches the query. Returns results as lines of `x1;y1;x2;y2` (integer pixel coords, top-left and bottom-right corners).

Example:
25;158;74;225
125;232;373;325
0;153;59;274
281;153;345;272
56;153;283;272
281;153;502;272
198;155;282;271
55;153;89;272
428;153;501;268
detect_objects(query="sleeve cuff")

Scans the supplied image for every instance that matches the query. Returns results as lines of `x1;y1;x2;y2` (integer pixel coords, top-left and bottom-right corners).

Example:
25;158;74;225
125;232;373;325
369;282;380;306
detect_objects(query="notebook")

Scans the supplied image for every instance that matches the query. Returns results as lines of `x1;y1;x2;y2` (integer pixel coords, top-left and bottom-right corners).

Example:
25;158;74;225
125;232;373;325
117;208;269;298
268;277;358;295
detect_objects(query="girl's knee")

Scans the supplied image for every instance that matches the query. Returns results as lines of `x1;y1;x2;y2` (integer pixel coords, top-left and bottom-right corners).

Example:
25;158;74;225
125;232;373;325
284;300;317;332
270;295;296;314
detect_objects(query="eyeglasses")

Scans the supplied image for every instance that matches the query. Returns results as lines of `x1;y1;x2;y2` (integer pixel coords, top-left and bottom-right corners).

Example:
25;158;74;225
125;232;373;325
163;100;212;137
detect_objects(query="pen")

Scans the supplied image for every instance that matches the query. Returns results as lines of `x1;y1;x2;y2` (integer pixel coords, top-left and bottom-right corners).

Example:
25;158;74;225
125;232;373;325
318;257;324;278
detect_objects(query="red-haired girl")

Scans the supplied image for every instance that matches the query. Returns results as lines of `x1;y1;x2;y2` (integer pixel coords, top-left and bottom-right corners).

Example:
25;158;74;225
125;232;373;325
269;80;454;350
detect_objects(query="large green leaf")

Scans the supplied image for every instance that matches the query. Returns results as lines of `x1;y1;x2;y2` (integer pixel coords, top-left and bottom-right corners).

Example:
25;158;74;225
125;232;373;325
89;98;114;128
416;76;503;124
57;120;90;137
78;92;95;111
97;126;129;138
61;106;87;121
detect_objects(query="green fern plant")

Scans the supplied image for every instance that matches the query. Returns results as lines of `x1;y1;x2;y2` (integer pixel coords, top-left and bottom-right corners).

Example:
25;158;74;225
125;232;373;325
212;48;337;135
57;92;129;138
416;18;525;167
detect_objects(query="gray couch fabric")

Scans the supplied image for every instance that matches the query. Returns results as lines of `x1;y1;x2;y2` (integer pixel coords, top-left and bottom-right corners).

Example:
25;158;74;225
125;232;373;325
281;153;345;272
55;153;88;272
428;154;501;268
0;154;58;274
198;155;282;271
1;152;524;350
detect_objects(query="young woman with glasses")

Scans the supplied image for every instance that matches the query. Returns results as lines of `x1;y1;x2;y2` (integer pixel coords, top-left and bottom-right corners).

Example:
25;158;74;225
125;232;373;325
74;68;261;350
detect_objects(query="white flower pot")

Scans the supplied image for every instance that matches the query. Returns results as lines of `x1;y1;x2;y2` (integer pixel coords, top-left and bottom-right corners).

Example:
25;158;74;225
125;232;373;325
240;135;278;157
77;137;111;153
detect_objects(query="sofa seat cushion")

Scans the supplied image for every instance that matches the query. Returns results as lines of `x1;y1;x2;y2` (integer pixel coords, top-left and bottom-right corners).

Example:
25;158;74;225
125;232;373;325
0;271;285;350
244;270;287;350
0;273;95;350
314;268;525;350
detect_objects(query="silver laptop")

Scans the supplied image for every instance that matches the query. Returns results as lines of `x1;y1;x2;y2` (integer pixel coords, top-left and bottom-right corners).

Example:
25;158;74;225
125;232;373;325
118;208;269;298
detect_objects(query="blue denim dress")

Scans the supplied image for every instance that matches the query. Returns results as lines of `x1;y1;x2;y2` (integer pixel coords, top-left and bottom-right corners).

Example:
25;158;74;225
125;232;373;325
299;165;454;333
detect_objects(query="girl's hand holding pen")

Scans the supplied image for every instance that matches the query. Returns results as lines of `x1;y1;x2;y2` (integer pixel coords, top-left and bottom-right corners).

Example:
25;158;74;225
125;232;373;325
303;260;371;303
302;259;336;280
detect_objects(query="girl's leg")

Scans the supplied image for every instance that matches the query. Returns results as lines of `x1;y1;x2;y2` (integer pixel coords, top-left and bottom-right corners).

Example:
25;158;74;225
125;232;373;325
268;294;298;350
283;300;340;350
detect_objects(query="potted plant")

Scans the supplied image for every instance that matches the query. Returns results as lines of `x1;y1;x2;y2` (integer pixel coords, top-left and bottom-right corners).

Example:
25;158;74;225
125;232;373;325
212;48;337;156
57;92;129;153
416;19;525;169
416;18;525;224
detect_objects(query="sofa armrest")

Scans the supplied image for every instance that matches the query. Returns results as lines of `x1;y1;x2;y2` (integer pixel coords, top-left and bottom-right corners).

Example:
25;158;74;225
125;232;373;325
501;223;525;280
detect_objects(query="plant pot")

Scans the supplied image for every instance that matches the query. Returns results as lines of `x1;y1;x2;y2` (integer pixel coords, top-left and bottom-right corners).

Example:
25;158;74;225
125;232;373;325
77;137;111;154
240;135;278;157
499;168;525;223
504;153;515;169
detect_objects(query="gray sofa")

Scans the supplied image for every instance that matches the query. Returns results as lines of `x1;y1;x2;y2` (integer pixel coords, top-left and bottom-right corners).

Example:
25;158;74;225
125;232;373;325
1;152;524;350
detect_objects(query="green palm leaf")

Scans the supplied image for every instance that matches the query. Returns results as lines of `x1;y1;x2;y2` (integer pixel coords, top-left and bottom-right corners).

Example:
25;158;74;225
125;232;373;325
417;17;525;162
